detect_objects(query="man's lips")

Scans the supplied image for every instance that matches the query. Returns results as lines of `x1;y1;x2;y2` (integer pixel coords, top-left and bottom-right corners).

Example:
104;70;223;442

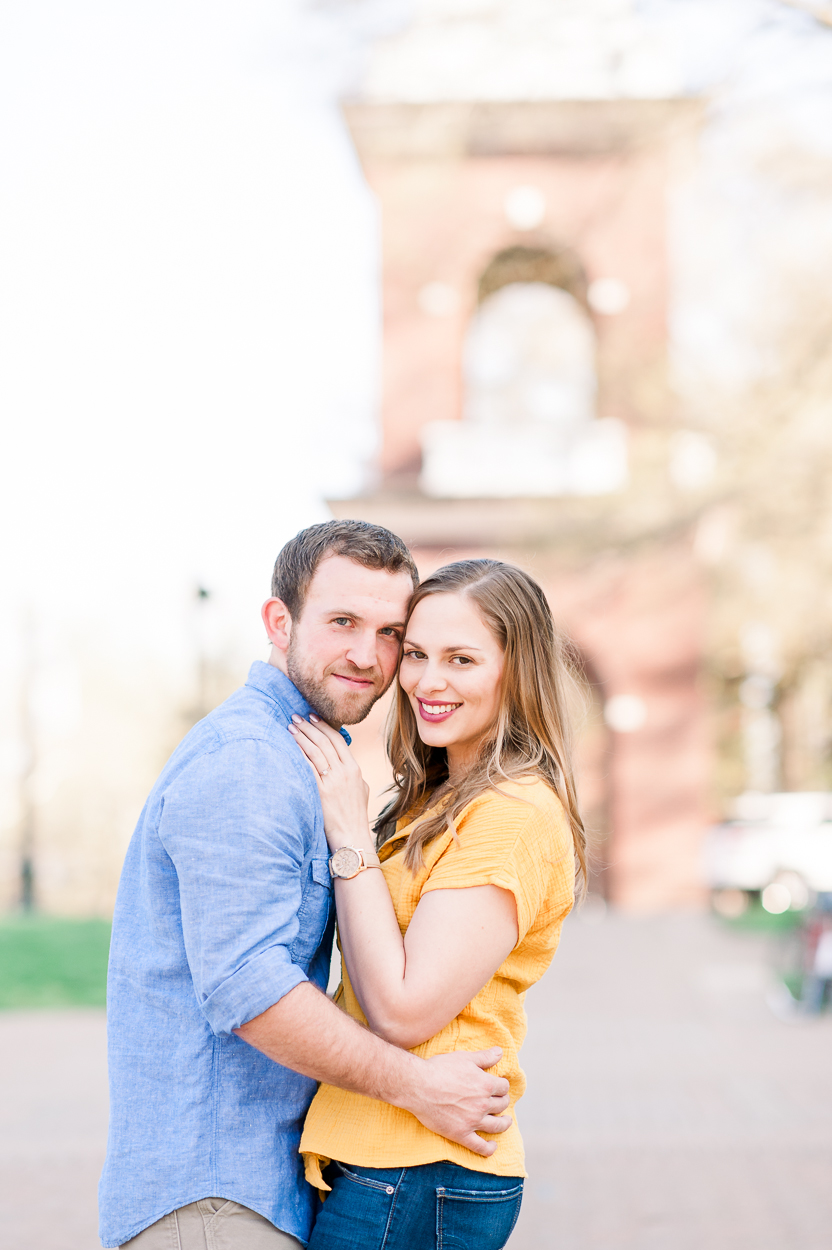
417;699;462;723
332;672;375;690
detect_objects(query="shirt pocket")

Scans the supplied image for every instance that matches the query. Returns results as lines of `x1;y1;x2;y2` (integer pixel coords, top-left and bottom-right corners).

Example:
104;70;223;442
290;856;333;968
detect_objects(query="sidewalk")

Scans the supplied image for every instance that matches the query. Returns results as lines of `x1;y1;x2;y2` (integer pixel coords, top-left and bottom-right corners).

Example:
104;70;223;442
0;1009;108;1250
2;912;830;1249
512;910;832;1249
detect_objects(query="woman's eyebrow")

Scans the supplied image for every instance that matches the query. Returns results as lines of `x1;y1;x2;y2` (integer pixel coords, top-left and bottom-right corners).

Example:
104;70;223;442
402;639;485;654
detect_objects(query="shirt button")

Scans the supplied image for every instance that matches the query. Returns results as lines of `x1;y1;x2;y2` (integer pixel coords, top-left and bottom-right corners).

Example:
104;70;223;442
385;1186;394;1195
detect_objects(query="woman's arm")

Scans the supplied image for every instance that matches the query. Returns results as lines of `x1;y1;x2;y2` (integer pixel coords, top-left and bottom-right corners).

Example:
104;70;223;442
288;716;518;1049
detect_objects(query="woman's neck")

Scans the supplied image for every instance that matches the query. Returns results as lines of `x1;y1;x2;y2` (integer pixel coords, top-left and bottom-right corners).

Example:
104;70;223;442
445;741;481;786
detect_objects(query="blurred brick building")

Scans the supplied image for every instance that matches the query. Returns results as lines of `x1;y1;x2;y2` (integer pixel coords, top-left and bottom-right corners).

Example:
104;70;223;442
332;97;711;910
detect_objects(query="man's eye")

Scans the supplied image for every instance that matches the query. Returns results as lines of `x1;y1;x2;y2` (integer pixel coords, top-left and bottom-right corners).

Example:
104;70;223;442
333;617;351;627
379;627;401;638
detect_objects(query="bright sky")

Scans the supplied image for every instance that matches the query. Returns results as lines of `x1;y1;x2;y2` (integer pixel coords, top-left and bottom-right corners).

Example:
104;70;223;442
0;1;378;681
2;0;832;721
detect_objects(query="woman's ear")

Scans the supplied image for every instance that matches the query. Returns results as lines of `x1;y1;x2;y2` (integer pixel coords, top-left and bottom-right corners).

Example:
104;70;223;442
262;597;293;662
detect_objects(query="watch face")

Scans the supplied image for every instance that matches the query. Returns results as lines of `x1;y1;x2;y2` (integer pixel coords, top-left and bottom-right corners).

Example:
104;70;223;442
331;847;361;878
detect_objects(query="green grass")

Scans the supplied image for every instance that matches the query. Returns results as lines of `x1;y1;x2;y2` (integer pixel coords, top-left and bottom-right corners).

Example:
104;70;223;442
714;901;804;934
0;915;111;1008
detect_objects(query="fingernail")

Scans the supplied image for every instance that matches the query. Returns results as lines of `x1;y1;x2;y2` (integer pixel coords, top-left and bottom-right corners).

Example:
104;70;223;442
309;713;321;722
292;714;303;723
287;725;297;734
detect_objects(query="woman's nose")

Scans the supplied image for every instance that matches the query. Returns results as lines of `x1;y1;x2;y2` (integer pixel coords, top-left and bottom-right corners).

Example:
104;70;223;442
416;664;446;695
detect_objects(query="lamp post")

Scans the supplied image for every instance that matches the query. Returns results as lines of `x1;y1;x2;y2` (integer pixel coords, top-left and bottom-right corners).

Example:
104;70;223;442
19;612;36;912
194;585;211;723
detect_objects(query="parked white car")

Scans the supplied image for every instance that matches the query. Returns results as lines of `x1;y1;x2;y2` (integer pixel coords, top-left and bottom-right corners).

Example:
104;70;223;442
704;792;832;913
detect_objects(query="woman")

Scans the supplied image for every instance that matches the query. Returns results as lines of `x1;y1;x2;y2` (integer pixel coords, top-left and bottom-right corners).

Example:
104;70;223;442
288;559;586;1250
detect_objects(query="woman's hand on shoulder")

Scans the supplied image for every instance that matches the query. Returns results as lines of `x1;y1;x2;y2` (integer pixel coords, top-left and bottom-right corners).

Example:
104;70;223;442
287;715;373;851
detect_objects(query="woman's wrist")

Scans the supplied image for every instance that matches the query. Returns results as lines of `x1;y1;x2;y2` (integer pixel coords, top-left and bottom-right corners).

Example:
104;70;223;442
326;826;376;854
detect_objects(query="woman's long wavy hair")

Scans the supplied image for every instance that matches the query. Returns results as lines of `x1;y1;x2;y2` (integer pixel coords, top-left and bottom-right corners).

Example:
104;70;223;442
375;559;587;890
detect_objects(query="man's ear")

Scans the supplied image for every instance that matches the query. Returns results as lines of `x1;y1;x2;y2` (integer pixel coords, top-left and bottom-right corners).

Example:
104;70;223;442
262;597;293;659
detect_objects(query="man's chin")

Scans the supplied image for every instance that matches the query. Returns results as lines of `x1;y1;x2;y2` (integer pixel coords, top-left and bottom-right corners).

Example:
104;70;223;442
286;653;382;726
331;688;380;727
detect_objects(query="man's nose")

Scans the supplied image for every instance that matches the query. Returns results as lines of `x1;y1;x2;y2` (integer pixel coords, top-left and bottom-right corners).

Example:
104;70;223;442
344;631;378;673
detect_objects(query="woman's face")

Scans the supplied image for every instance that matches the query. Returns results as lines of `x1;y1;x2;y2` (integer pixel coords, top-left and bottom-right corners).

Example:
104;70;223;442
399;592;504;775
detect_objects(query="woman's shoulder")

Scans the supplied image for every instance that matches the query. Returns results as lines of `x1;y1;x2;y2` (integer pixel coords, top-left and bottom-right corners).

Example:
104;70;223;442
460;776;568;842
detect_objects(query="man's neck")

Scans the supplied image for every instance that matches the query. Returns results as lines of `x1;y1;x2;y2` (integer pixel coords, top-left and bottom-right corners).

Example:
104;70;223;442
268;647;287;675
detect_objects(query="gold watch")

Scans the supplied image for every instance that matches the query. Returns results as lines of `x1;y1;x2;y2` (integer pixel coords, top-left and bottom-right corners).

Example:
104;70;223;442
328;845;381;879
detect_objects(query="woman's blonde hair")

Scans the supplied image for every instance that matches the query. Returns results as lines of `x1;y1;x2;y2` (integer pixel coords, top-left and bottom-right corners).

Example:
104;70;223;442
376;559;587;888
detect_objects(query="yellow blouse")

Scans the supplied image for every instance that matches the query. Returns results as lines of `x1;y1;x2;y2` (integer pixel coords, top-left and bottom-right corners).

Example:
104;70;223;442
300;776;575;1192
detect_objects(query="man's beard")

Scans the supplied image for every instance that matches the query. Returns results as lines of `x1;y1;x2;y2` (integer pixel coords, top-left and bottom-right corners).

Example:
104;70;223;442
286;637;383;727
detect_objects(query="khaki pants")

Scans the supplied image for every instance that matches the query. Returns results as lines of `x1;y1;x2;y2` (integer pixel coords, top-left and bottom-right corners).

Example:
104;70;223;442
120;1198;304;1250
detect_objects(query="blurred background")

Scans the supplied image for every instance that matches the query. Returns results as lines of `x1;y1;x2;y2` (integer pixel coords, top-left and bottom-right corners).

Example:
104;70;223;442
2;1;832;1247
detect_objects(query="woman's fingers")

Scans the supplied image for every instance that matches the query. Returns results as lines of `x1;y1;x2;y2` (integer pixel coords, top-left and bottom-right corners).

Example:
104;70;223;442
288;722;337;779
305;715;353;764
290;715;358;778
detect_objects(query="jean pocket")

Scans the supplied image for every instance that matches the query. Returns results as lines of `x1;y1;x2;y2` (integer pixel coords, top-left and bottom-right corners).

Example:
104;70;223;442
334;1161;399;1195
436;1180;524;1250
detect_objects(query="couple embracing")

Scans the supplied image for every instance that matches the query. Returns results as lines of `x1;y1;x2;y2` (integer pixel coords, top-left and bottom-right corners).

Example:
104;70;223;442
99;520;586;1250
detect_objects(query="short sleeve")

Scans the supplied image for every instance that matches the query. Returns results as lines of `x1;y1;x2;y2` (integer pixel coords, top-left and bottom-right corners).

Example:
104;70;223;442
420;785;574;939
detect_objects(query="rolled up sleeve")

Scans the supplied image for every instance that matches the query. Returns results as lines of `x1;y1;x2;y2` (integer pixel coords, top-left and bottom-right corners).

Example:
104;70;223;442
158;737;319;1036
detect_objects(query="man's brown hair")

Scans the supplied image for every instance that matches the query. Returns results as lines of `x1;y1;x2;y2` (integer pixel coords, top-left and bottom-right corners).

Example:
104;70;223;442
271;519;419;619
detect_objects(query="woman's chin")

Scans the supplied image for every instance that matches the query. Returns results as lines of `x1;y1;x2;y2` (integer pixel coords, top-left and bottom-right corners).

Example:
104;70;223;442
416;724;453;748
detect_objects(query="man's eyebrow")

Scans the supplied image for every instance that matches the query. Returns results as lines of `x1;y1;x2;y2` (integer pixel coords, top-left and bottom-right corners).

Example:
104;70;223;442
328;610;406;629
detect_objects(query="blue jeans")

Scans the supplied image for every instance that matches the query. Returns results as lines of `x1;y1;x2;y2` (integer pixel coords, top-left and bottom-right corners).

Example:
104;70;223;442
306;1161;524;1250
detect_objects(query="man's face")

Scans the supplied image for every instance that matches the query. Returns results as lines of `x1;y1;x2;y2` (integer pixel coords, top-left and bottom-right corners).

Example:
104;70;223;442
285;554;414;726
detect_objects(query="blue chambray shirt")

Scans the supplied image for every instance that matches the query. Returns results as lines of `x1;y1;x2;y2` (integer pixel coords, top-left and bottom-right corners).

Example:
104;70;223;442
99;662;342;1248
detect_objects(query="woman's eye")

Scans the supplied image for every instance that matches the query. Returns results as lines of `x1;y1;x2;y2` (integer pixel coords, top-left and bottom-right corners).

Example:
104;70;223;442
451;656;473;665
403;649;426;661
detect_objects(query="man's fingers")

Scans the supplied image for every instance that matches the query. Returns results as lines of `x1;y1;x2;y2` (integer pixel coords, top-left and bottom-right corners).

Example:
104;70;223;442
459;1133;497;1158
477;1114;513;1135
469;1047;502;1070
488;1091;510;1115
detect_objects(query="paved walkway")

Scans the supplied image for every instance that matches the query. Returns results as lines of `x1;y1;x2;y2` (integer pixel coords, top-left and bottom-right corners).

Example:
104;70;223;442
0;1009;108;1250
512;910;832;1249
2;913;830;1249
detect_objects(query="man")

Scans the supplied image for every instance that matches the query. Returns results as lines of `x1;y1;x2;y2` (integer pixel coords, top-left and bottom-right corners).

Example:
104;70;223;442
99;520;510;1250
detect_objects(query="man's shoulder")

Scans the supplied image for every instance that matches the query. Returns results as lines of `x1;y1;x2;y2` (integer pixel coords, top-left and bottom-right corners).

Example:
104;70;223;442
157;684;307;795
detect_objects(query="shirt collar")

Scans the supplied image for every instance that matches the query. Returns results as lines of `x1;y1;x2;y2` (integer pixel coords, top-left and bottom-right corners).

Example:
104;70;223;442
245;660;351;745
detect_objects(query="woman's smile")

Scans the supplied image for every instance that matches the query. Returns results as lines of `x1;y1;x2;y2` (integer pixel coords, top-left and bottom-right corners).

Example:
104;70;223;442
399;591;505;779
417;699;462;722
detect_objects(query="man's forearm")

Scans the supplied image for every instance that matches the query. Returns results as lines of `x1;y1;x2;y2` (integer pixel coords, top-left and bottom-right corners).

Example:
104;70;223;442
236;980;512;1158
234;980;419;1109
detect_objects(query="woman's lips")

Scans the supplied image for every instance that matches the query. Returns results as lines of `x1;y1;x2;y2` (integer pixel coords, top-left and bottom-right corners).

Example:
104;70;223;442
417;699;462;723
